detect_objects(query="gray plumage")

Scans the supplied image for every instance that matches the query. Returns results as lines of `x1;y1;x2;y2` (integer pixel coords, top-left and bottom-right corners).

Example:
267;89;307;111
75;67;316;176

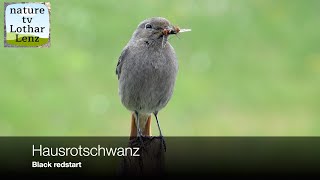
116;17;178;138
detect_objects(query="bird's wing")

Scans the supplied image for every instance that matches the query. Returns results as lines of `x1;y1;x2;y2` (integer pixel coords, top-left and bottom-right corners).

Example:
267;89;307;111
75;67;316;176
116;46;129;80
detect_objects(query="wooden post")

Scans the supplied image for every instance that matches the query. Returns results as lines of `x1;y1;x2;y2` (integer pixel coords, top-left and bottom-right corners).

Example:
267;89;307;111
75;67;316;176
119;136;165;176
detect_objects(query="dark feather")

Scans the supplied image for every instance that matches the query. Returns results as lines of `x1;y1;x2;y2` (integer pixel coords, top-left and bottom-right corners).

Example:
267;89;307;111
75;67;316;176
116;46;129;80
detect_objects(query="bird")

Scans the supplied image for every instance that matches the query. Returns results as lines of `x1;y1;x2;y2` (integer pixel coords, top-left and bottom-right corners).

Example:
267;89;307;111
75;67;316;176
116;17;190;151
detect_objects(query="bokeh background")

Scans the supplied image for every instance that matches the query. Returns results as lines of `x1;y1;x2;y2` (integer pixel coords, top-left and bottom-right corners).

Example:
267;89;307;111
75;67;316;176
0;0;319;136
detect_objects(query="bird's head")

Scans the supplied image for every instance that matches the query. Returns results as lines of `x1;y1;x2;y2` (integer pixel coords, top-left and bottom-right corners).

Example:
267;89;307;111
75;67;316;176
131;17;180;48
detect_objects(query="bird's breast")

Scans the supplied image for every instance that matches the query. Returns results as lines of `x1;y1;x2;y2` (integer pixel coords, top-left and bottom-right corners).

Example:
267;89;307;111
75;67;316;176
119;44;178;113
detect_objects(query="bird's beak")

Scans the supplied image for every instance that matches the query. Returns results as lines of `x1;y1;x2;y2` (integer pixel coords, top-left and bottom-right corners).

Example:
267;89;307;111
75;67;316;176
162;26;179;36
161;25;181;48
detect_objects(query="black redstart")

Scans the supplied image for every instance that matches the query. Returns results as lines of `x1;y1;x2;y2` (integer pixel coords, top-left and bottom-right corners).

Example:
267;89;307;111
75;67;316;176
116;17;191;151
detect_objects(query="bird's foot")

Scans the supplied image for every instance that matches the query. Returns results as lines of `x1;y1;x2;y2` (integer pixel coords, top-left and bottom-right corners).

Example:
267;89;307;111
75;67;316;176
137;129;146;150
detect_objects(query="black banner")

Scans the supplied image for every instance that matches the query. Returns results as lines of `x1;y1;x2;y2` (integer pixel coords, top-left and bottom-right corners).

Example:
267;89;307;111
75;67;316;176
0;137;319;177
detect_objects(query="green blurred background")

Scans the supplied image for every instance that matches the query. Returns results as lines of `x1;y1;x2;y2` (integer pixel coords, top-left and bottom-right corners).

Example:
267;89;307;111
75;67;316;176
0;0;319;136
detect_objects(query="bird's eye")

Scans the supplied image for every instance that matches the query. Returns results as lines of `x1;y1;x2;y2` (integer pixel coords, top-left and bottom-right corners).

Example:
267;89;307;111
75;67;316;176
145;23;152;29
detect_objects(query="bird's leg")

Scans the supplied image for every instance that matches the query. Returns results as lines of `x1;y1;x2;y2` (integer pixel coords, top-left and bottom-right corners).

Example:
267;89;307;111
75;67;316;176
129;113;137;140
130;114;151;138
143;115;152;136
135;111;144;148
154;111;166;152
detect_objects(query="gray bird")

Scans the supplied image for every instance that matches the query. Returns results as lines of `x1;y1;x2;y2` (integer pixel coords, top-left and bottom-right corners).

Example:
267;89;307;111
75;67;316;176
116;17;186;151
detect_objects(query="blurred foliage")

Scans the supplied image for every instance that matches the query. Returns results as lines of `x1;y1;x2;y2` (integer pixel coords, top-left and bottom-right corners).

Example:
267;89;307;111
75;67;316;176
0;0;319;136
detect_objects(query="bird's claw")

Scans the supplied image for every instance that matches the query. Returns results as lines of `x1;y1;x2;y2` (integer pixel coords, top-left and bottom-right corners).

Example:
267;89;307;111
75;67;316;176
137;129;146;150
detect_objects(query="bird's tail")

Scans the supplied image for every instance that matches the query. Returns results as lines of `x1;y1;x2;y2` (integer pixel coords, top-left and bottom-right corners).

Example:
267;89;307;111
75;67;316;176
130;113;151;140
